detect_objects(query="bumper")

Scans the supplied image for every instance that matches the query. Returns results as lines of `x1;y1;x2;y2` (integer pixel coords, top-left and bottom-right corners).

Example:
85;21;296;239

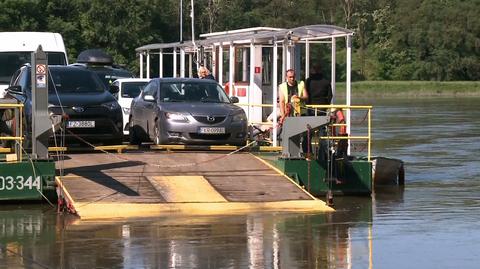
162;121;247;146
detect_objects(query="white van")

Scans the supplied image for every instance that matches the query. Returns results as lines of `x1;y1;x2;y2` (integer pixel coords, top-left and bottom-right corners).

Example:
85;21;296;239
0;32;68;97
111;78;151;135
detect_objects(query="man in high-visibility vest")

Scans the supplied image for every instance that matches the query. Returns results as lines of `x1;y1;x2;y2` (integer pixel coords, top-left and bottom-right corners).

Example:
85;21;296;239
278;69;308;122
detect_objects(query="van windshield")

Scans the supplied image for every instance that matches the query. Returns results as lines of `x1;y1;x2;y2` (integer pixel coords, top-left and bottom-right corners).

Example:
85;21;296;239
0;52;67;84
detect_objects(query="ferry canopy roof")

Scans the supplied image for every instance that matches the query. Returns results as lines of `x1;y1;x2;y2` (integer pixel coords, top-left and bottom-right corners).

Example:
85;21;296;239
135;25;354;52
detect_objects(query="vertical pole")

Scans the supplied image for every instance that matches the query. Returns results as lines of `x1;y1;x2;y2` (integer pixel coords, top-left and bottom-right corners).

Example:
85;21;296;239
242;49;248;81
346;35;352;155
272;41;278;146
229;43;234;98
331;38;336;104
249;41;255;121
173;48;177;78
180;47;185;78
368;108;371;161
146;51;150;79
305;40;310;80
286;44;292;70
211;45;216;80
139;53;144;78
179;0;183;43
282;42;287;78
218;44;223;86
31;46;49;159
159;49;163;78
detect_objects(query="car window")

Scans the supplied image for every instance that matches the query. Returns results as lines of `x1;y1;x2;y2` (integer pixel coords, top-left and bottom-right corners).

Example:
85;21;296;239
91;68;133;87
48;68;105;93
159;82;230;103
142;80;158;98
122;82;148;98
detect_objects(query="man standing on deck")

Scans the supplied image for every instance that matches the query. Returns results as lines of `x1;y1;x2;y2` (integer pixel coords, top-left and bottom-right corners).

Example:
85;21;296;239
305;64;332;115
278;69;308;121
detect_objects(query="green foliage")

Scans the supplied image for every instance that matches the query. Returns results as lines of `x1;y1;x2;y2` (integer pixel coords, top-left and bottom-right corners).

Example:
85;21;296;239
0;0;478;81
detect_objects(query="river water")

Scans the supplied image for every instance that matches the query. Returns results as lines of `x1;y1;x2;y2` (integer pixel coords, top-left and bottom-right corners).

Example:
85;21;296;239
1;97;479;269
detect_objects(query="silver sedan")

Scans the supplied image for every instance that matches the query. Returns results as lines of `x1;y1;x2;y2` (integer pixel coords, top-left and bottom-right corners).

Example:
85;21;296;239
129;78;248;146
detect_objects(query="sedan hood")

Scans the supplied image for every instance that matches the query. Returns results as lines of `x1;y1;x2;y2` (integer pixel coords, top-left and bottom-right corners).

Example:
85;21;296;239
48;91;116;106
160;102;244;116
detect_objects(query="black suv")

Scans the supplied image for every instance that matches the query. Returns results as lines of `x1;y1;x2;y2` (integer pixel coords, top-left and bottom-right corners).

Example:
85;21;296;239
4;65;123;147
70;49;133;87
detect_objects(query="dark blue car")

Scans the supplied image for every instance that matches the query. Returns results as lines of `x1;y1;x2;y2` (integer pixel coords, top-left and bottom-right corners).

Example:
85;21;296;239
4;65;123;147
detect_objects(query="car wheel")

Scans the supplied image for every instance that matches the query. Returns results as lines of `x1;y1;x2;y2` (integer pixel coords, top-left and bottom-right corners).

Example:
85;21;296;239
129;124;142;146
153;122;165;145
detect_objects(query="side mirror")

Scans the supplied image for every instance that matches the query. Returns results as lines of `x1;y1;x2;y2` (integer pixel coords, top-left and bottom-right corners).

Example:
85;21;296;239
109;85;119;94
143;94;155;102
6;85;24;95
230;96;239;103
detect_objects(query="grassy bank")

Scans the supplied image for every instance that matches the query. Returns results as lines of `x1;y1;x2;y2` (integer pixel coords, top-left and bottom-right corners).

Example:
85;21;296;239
334;81;480;97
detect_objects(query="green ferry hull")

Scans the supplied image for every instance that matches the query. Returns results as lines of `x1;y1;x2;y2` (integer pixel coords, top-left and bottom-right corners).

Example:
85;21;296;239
0;161;57;201
261;154;372;196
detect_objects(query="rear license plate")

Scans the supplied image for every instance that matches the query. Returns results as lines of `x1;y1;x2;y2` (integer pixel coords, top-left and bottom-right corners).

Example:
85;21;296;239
199;127;225;134
67;120;95;128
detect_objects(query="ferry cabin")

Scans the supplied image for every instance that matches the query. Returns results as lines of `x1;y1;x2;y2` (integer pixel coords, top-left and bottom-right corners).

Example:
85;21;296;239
135;25;355;150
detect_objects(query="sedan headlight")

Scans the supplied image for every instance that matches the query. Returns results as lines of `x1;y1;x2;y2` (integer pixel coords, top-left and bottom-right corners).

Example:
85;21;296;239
102;101;120;110
165;112;189;122
232;112;247;122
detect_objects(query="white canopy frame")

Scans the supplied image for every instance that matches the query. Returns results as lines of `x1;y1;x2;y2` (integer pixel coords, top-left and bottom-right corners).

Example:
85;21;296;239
135;25;354;150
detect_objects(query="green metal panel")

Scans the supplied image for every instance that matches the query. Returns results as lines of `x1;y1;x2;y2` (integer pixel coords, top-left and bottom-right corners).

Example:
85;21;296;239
0;161;56;201
262;155;372;196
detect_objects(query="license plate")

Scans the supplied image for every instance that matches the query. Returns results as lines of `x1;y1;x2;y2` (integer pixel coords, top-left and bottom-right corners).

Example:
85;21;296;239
67;120;95;128
199;127;225;134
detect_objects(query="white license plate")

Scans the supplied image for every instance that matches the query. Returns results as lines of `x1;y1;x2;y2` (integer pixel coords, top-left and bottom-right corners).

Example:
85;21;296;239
67;120;95;128
199;127;225;134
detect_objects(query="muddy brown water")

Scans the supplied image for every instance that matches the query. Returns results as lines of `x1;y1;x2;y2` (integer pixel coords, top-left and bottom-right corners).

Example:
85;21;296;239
1;97;479;269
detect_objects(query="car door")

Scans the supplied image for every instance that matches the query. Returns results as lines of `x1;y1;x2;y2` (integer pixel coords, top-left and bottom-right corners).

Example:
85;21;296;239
131;80;158;136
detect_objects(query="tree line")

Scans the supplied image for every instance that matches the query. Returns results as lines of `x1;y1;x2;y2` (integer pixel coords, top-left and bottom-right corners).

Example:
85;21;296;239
1;0;478;81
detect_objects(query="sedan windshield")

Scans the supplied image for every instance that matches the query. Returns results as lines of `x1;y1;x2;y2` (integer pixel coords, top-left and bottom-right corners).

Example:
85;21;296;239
160;82;230;103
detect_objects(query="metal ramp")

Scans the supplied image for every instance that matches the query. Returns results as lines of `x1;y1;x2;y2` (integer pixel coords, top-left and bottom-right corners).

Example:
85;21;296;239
55;151;333;220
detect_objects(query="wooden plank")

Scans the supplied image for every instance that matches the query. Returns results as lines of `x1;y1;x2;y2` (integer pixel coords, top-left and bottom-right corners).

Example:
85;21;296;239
57;151;316;204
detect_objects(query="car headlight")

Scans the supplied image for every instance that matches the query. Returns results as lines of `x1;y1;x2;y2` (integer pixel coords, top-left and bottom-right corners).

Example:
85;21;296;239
165;112;189;122
102;101;120;110
232;112;247;122
122;107;130;114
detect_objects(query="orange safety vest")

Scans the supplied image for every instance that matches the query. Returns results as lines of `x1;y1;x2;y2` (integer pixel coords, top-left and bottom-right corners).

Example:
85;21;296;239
279;81;306;116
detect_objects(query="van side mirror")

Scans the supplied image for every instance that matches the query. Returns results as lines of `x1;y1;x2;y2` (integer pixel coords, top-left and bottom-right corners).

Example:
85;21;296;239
230;96;239;103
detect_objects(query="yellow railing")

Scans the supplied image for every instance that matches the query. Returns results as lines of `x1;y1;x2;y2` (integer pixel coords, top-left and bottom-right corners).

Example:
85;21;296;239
0;102;24;161
237;102;373;161
308;104;372;161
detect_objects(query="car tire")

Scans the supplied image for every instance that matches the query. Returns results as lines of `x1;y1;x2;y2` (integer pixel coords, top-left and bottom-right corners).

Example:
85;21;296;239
153;122;166;145
129;125;142;146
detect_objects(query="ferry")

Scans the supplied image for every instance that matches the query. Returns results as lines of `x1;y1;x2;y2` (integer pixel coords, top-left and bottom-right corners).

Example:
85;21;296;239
0;25;404;220
135;24;405;198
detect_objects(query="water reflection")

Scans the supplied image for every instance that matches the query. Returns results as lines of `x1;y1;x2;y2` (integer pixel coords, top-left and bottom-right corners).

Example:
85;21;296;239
1;198;373;269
